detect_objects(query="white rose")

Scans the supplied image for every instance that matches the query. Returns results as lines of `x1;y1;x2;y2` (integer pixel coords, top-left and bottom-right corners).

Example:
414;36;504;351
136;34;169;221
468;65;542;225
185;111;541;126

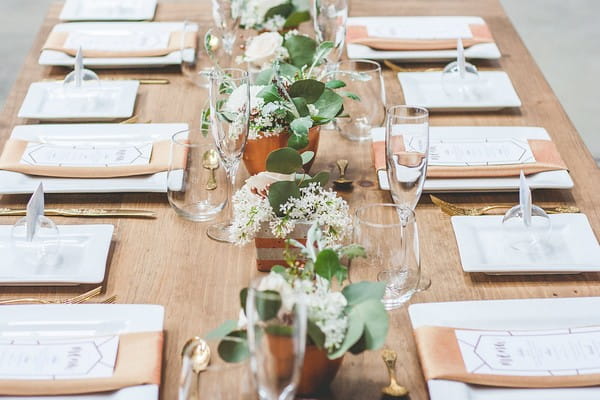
223;84;266;113
244;32;284;67
246;171;295;195
257;272;296;312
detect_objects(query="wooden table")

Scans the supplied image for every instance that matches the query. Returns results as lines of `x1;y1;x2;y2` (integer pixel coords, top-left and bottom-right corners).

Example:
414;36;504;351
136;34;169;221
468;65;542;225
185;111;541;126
1;1;599;399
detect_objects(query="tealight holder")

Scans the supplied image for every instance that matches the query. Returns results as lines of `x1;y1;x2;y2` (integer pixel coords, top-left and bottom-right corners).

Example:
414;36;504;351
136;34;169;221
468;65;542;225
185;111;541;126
441;60;480;100
501;204;552;252
10;215;62;268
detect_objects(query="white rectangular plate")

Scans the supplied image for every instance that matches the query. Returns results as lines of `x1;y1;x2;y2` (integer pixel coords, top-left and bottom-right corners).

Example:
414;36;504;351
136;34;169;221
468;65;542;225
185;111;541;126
18;81;139;121
0;224;114;285
373;126;574;192
398;71;522;111
0;123;188;194
39;22;197;68
346;16;501;62
409;297;600;400
60;0;157;21
0;304;163;400
451;214;600;274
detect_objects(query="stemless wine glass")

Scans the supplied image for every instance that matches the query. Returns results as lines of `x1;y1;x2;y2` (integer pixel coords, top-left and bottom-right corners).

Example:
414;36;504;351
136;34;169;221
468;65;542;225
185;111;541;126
207;68;250;242
385;105;429;210
351;204;421;310
212;0;243;55
330;60;386;141
246;280;307;400
168;129;228;221
313;0;348;62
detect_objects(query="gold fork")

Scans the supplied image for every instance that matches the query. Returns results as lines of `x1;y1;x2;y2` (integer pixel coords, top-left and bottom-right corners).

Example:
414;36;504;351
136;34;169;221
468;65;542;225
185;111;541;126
99;295;117;304
430;195;580;216
0;286;102;305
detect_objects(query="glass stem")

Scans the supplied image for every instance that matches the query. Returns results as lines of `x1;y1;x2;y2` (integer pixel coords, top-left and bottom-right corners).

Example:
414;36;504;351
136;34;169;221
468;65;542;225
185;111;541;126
225;161;239;221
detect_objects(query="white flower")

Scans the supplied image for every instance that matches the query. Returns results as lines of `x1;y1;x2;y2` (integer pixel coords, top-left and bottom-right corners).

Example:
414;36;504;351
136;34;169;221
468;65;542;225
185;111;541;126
245;171;295;194
244;32;284;67
262;15;287;32
223;84;265;114
257;272;296;312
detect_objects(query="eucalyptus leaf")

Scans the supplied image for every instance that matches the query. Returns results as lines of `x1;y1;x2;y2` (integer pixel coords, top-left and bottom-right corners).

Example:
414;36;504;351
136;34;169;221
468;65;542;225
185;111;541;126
269;180;301;216
289;80;325;103
254;290;282;321
264;3;293;19
271;265;287;275
284;35;317;68
292;97;309;117
279;63;301;80
218;330;250;363
266;147;303;174
325;80;346;89
205;319;237;341
314;88;344;119
360;299;389;350
312;41;334;66
328;313;363;359
338;244;366;261
290;115;313;137
342;281;386;306
314;248;342;282
240;288;248;310
265;324;294;336
255;68;275;85
340;91;361;101
298;171;330;188
284;10;310;28
307;319;326;349
288;132;310;149
258;84;283;103
300;151;314;165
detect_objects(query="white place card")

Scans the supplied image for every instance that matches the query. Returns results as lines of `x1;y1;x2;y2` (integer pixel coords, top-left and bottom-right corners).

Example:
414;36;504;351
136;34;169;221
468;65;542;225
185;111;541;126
64;30;169;52
0;335;119;379
455;327;600;376
26;183;44;241
364;20;473;40
20;142;153;167
404;137;536;166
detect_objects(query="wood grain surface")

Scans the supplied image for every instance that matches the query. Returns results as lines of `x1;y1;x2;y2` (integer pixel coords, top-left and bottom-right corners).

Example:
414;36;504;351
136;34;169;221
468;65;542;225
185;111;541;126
0;1;599;399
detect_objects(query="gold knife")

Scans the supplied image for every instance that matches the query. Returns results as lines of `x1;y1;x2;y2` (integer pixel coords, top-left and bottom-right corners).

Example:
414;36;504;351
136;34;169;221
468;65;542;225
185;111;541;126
0;208;156;218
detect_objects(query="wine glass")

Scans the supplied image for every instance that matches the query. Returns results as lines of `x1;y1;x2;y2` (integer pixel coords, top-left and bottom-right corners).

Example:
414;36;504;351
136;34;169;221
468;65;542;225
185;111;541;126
206;68;250;243
246;279;307;400
212;0;243;55
351;204;421;310
385;105;431;291
312;0;348;63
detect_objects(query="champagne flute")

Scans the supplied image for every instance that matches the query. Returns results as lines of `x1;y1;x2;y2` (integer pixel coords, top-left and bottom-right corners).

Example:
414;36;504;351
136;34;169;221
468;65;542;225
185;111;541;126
207;68;250;243
246;279;307;400
312;0;348;63
385;105;431;291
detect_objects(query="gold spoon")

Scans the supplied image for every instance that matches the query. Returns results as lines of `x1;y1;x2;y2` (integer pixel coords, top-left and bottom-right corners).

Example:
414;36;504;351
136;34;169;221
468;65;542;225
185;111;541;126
202;150;219;190
182;336;211;373
381;349;409;397
333;159;353;189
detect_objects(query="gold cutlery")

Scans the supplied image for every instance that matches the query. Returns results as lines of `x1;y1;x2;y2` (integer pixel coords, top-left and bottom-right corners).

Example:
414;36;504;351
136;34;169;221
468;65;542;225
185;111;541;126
43;78;170;85
430;195;580;216
202;150;220;191
381;349;408;397
0;286;102;305
120;115;153;124
182;336;211;373
383;60;497;74
100;295;117;304
135;79;170;85
333;159;353;190
0;207;156;218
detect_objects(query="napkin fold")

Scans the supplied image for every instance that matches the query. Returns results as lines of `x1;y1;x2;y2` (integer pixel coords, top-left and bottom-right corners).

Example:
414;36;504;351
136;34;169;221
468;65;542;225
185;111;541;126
42;30;197;58
372;139;567;178
0;331;163;396
414;326;600;388
0;139;186;178
346;23;493;51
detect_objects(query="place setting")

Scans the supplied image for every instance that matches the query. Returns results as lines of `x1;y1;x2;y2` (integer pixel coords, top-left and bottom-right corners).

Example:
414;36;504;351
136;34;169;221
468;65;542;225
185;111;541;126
0;0;599;399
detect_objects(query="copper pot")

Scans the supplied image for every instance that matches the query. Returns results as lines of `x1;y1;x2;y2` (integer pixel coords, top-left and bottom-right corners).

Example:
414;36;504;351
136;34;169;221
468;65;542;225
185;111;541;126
243;126;321;176
297;345;344;396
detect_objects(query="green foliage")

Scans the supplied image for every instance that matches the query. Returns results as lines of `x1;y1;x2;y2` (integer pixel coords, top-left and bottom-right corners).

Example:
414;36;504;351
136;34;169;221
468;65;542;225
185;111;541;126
314;88;344;121
266;147;303;174
254;290;282;321
284;10;311;28
268;180;301;217
289;80;325;104
264;3;294;19
300;151;314;165
258;84;283;103
325;80;347;89
205;319;237;341
283;35;317;69
217;330;250;363
288;132;310;149
314;248;348;284
290;116;314;142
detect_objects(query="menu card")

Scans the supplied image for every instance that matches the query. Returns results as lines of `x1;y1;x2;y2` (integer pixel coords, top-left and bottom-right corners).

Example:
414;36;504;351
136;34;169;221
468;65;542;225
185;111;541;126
0;336;119;380
20;142;153;167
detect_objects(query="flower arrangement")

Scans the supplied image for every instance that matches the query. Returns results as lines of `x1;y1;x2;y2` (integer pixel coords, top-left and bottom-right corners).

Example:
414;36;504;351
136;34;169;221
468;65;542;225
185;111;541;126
231;31;353;148
207;223;389;361
241;0;311;32
232;147;352;244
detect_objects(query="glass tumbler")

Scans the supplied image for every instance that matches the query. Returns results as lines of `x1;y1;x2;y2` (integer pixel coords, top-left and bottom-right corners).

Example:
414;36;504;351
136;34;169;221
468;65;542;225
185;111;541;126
351;204;421;310
168;130;228;222
330;60;386;141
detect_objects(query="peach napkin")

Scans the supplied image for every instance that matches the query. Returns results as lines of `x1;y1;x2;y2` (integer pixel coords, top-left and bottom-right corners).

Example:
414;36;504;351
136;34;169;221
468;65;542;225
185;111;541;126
0;331;163;396
0;139;186;178
347;23;493;51
42;30;196;58
414;326;600;388
372;139;567;178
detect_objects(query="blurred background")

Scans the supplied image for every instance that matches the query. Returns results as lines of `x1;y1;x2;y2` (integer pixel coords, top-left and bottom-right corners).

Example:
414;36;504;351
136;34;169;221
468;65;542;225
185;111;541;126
1;0;598;165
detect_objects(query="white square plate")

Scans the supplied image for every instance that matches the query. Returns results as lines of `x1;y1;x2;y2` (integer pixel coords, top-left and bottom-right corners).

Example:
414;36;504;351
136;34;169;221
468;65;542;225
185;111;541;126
409;297;600;400
373;126;573;192
451;214;600;274
0;123;188;194
0;304;163;400
398;71;521;111
0;224;114;286
39;22;197;68
60;0;157;21
18;80;139;121
346;16;501;62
